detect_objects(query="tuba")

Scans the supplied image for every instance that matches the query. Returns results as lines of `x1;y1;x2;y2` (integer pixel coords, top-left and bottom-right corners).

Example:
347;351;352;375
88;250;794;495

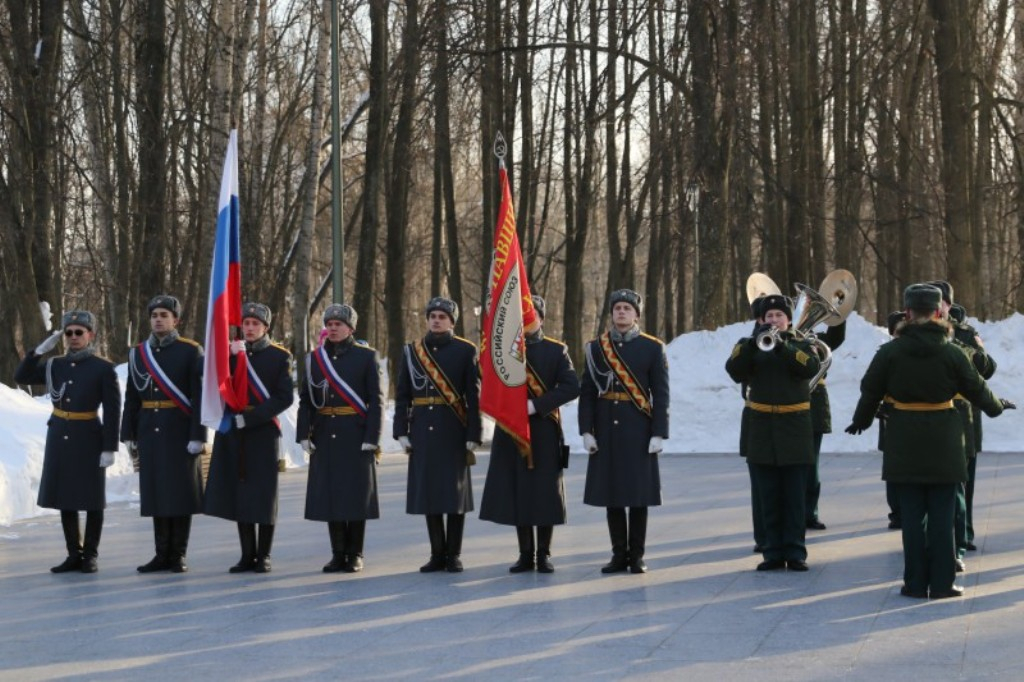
791;270;858;389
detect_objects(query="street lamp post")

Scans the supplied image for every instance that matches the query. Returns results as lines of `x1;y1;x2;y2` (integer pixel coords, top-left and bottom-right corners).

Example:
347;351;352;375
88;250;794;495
330;0;344;303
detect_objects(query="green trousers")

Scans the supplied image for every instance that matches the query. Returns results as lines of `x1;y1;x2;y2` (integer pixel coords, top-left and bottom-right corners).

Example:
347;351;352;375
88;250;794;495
894;482;957;594
750;463;807;562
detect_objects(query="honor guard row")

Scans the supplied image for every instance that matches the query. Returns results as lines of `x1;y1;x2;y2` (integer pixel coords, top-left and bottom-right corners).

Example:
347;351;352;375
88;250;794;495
20;288;669;577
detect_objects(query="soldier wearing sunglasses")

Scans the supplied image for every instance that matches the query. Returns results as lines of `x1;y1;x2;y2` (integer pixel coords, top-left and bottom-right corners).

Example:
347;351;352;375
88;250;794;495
15;311;120;574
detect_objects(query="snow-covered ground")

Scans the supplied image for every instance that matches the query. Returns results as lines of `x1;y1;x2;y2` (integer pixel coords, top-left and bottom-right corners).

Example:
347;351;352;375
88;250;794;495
3;312;1022;525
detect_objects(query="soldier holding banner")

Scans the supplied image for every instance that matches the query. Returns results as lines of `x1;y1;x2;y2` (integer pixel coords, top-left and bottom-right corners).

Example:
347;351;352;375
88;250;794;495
480;296;580;573
15;311;120;573
204;302;293;573
122;295;207;573
299;304;384;574
395;297;482;573
580;289;669;574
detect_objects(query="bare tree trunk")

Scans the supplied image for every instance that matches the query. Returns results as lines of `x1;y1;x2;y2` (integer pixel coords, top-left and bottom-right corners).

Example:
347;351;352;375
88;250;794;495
929;0;978;309
354;0;388;335
291;2;330;375
385;0;421;381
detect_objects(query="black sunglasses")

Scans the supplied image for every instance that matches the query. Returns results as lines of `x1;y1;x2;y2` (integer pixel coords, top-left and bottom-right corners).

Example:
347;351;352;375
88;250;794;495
64;329;86;337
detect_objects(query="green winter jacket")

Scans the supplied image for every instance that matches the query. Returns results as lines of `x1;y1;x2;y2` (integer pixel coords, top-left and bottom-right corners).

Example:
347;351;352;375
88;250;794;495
850;319;1003;484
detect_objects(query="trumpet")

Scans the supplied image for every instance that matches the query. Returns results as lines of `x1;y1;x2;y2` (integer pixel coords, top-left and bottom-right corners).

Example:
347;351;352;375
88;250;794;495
756;325;782;351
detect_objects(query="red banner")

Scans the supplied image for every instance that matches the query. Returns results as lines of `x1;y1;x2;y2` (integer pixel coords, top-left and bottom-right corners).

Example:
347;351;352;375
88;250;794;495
480;163;539;463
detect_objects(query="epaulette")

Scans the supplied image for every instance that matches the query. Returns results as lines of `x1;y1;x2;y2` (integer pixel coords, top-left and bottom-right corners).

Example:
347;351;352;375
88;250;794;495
544;337;567;348
453;335;476;348
639;332;665;345
177;337;201;348
353;340;378;352
269;342;293;357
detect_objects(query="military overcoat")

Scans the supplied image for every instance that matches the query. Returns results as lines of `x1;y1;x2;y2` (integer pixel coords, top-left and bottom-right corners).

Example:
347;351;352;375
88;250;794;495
395;332;482;515
725;332;821;466
15;350;120;511
849;320;1004;484
299;337;384;522
121;333;207;517
579;331;669;508
480;334;580;526
204;340;293;524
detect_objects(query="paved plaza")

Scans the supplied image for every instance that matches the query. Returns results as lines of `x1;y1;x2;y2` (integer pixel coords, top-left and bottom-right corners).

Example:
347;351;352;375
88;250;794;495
2;450;1024;680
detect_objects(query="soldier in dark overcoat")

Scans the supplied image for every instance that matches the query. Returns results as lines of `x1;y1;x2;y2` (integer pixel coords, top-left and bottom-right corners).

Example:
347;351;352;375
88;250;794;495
121;295;207;573
204;302;293;574
806;320;845;530
726;294;820;572
480;296;580;573
395;296;482;573
580;289;669;574
15;311;120;573
846;284;1011;599
299;304;384;574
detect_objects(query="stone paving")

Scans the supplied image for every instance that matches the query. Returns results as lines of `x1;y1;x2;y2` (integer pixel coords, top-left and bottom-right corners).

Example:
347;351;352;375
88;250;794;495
2;451;1024;681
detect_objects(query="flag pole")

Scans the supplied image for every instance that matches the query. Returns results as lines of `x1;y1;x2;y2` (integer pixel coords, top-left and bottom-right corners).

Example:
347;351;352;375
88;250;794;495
330;0;344;303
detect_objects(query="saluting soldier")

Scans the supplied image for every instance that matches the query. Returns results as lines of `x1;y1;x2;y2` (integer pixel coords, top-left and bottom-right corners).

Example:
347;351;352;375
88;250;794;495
580;289;669;574
395;296;482;573
846;284;1012;599
299;304;384;574
122;295;207;573
204;302;293;573
15;311;120;573
726;294;820;571
480;295;580;573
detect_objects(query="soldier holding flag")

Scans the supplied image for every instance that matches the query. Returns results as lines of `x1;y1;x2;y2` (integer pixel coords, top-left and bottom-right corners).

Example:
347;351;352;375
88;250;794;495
480;296;580;573
204;302;293;573
580;290;670;574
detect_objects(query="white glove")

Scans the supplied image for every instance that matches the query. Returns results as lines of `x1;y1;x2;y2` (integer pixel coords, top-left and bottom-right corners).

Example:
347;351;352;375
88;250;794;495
123;440;136;452
466;441;480;451
34;331;63;355
186;440;204;455
398;436;412;453
361;442;377;451
300;439;315;453
99;451;115;467
527;400;537;416
583;433;598;454
229;339;246;355
648;436;664;454
234;414;246;429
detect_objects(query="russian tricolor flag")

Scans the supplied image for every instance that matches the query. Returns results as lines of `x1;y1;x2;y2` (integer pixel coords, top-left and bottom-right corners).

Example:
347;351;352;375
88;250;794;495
201;130;249;432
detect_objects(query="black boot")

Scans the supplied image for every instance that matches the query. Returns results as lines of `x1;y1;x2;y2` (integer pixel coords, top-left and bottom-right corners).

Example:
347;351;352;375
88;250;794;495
230;523;257;573
254;524;275;573
137;517;172;572
323;522;347;572
344;521;365;573
80;511;103;573
536;526;555;573
168;516;191;573
628;507;649;573
601;508;629;573
509;526;535;573
445;514;465;573
52;511;82;573
420;515;447;572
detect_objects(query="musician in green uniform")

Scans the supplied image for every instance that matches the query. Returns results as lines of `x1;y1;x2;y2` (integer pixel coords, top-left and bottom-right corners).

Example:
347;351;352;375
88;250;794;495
846;284;1012;599
726;294;820;571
